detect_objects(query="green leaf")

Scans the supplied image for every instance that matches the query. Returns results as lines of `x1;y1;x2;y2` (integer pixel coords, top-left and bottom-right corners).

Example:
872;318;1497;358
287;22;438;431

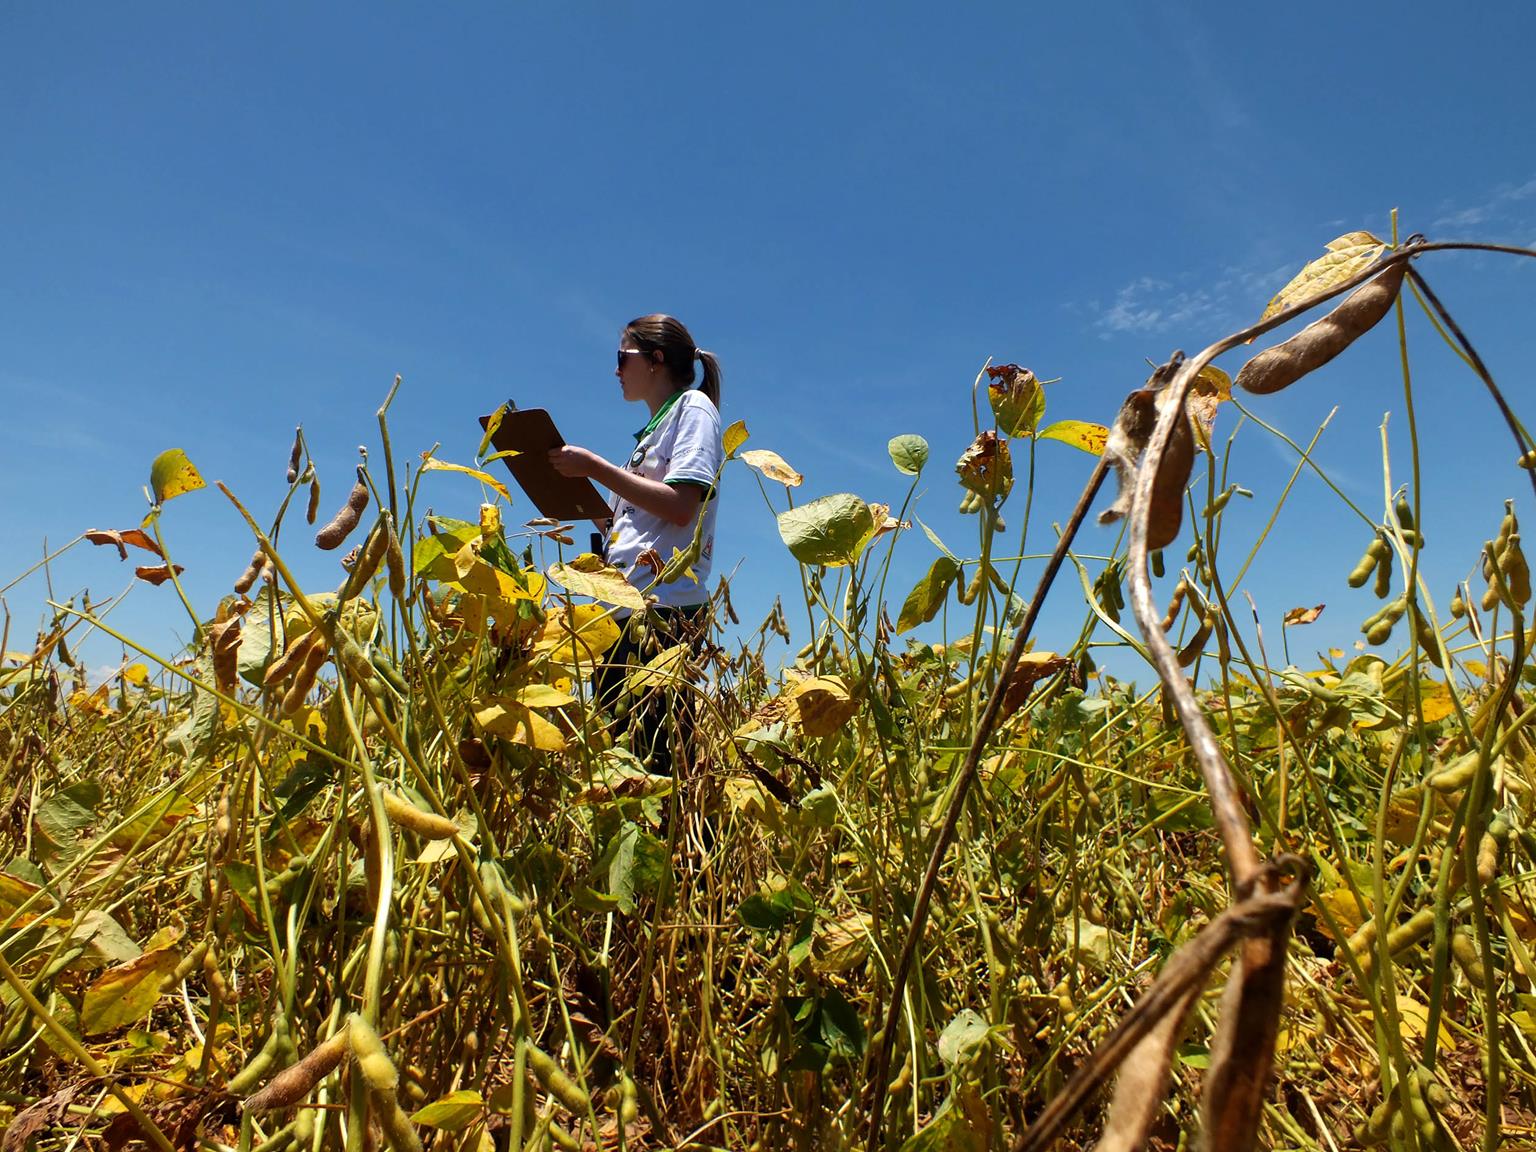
411;1090;484;1131
897;555;961;633
817;987;866;1061
592;821;668;915
898;1097;988;1152
918;518;957;560
148;449;205;506
777;494;875;568
937;1009;990;1067
34;781;101;872
800;785;838;827
1036;420;1109;455
888;434;929;476
237;587;282;686
165;653;220;757
739;889;796;931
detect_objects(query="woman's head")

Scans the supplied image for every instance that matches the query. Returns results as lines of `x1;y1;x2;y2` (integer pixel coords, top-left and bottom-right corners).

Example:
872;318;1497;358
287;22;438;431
620;314;721;408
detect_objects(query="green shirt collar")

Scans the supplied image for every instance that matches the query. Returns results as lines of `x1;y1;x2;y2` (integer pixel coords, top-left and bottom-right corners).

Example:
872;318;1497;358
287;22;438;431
635;388;687;441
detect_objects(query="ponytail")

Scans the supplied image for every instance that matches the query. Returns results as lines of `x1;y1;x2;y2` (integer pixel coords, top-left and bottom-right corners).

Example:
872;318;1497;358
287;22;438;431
695;348;722;409
623;313;722;409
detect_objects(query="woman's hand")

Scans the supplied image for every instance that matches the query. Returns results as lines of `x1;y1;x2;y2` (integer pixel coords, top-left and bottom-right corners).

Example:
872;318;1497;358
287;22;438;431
548;445;604;478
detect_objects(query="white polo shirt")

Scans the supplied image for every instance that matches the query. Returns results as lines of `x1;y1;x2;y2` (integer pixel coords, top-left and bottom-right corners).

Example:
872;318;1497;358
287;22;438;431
605;389;721;609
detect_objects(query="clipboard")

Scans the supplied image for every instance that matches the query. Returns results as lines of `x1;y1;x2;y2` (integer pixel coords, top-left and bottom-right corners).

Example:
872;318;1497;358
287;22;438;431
478;406;613;522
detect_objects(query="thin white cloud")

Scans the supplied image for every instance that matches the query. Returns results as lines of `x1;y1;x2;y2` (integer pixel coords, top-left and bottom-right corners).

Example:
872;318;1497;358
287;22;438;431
1431;177;1536;232
1089;262;1294;340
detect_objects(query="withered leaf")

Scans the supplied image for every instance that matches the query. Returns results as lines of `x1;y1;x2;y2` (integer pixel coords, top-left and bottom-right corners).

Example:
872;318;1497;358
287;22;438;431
1283;604;1325;626
84;528;163;561
1186;366;1232;448
209;617;242;692
134;564;186;586
956;431;1014;501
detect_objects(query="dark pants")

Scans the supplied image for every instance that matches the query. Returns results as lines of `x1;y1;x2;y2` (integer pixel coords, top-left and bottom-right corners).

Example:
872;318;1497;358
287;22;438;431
594;605;707;776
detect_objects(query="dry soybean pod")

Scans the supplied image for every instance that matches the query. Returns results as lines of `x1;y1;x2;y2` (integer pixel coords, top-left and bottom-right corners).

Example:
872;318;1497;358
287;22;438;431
1235;260;1408;395
1450;929;1487;985
244;1026;350;1113
286;426;303;484
381;789;458;841
264;628;322;689
1503;533;1531;605
234;546;266;595
1159;577;1188;634
281;637;329;715
339;518;389;602
1175;608;1215;668
306;475;321;525
383;511;407;600
1371;546;1393;600
316;465;369;550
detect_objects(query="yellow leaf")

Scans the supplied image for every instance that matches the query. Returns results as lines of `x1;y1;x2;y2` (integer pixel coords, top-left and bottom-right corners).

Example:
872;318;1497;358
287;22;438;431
1465;659;1489;680
1186;366;1232;448
0;872;72;927
1418;680;1457;724
81;932;182;1035
1260;232;1387;322
1036;420;1109;455
532;604;623;667
515;682;577;708
123;663;150;685
1376;994;1454;1050
475;698;568;752
740;448;804;487
452;543;544;605
1312;887;1367;942
549;554;647;612
723;419;749;458
626;643;688;695
149;449;206;505
420;456;513;504
411;1089;485;1131
477;403;509;460
812;911;873;973
788;675;858;738
480;503;502;540
69;686;113;716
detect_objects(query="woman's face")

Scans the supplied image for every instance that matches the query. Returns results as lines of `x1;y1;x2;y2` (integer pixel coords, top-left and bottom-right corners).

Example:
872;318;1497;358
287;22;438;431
616;344;659;402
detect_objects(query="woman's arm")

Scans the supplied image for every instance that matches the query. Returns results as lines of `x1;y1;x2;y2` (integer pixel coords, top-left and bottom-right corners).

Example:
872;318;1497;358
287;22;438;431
549;446;703;528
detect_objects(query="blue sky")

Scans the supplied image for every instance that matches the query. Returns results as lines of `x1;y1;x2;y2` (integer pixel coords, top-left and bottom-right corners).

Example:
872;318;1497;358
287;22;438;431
4;4;1535;683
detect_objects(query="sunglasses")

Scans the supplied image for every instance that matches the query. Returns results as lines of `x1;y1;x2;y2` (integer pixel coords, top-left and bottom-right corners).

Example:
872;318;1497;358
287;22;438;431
617;348;653;369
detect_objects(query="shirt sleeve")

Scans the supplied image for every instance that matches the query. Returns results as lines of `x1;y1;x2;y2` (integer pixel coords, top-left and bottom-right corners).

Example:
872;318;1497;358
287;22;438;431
663;393;723;492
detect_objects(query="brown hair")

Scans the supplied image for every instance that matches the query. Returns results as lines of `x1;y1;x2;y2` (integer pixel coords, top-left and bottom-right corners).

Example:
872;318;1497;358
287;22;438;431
622;314;722;408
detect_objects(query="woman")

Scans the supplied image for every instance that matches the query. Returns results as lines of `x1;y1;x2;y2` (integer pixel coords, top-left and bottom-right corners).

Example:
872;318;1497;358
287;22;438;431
548;314;723;772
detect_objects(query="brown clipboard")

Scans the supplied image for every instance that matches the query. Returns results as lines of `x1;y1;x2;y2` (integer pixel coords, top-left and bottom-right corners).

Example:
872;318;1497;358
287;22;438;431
478;406;613;522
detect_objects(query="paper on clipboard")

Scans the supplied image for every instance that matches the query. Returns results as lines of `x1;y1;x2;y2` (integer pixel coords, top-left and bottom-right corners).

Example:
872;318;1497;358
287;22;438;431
478;406;612;521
